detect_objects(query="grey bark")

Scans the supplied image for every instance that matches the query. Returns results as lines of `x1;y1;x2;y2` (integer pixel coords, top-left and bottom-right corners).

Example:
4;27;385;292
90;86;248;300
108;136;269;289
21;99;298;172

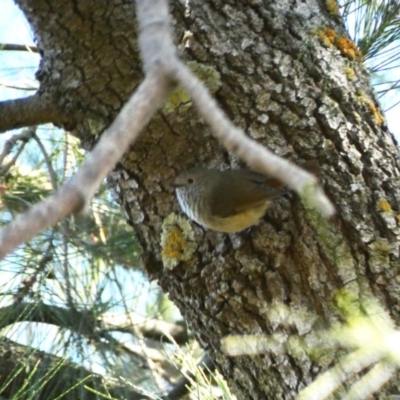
5;0;400;398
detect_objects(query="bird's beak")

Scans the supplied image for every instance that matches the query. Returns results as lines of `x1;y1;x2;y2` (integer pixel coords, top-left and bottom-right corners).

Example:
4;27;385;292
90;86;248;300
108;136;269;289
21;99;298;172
170;183;181;189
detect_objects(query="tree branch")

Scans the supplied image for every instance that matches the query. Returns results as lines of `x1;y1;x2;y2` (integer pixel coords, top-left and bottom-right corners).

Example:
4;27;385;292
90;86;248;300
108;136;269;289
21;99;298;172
100;312;189;344
32;132;58;190
136;0;334;216
0;301;187;344
0;128;35;173
0;71;172;259
171;62;334;216
0;43;39;53
0;94;67;133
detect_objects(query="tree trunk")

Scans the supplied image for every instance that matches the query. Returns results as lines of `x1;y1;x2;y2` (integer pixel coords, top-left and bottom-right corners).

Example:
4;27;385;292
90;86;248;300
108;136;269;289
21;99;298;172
11;0;400;398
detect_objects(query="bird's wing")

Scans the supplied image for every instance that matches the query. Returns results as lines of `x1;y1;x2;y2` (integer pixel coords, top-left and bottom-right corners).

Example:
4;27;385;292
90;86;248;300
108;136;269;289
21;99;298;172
210;170;285;218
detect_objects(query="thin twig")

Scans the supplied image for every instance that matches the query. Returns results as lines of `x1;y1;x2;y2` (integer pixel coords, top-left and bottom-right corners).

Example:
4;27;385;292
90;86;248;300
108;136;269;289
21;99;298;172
0;128;35;171
0;43;39;53
136;0;334;216
171;62;334;216
32;131;58;190
0;73;171;259
0;142;27;176
62;131;69;182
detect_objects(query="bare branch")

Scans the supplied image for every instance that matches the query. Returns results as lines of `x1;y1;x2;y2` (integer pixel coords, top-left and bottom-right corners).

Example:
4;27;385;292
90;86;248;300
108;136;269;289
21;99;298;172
0;301;187;344
136;0;177;72
0;43;39;53
32;132;58;190
101;312;189;344
0;128;35;173
137;0;334;216
0;0;173;258
0;73;171;259
170;62;334;216
0;94;66;133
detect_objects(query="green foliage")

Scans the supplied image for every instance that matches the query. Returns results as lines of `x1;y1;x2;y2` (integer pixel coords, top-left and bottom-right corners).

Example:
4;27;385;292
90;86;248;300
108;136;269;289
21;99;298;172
340;0;400;109
0;127;182;397
341;0;400;64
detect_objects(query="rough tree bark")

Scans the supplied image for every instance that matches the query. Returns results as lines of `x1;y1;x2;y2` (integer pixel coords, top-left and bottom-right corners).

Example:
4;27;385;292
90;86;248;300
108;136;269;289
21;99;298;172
3;0;400;398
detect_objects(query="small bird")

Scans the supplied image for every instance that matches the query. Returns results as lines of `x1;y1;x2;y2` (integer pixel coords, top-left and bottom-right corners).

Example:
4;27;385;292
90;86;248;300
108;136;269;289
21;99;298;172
171;168;286;233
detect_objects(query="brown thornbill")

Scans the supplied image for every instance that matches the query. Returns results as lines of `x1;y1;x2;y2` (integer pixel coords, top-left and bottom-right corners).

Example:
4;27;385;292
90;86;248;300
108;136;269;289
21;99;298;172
171;168;287;233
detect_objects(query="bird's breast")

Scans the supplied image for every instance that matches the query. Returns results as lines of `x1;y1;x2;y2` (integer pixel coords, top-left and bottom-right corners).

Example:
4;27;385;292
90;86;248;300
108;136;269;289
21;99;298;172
176;189;270;232
176;190;205;226
207;206;267;232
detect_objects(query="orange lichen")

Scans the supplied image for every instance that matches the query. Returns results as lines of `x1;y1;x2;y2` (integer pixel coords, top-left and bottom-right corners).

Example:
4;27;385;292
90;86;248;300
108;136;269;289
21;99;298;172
161;226;187;260
337;37;362;59
317;28;362;60
161;213;197;269
359;96;385;125
317;28;336;47
377;198;392;213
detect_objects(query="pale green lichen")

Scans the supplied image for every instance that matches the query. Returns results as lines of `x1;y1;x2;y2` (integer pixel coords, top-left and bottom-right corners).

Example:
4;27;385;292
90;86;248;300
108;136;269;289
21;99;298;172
370;238;392;254
343;65;355;80
187;61;222;95
161;213;197;270
334;289;363;319
376;198;392;213
163;61;222;115
367;238;393;273
86;118;107;136
302;185;357;284
326;0;340;16
163;86;192;115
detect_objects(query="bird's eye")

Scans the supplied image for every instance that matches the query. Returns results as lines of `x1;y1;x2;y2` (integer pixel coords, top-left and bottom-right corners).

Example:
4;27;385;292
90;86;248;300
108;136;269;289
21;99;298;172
188;178;194;184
